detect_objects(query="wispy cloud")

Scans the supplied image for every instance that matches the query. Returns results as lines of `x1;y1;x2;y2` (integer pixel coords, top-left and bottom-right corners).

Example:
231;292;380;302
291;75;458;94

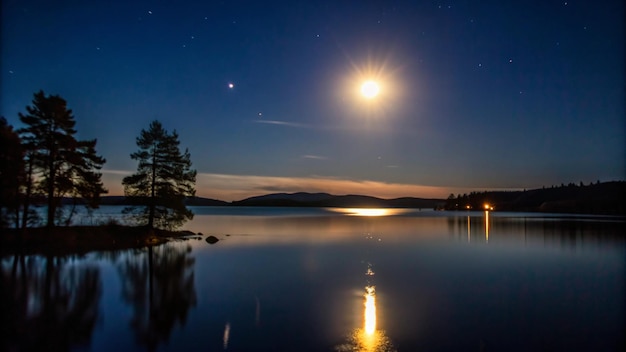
254;119;311;129
102;169;133;176
301;154;328;160
194;173;454;201
101;169;131;195
253;118;414;136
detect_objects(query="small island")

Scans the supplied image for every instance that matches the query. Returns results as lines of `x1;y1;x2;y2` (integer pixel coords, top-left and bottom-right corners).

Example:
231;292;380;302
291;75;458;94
1;94;201;256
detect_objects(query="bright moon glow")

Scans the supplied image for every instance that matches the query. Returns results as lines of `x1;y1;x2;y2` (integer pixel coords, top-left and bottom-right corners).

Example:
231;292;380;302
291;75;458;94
228;83;234;89
360;81;380;99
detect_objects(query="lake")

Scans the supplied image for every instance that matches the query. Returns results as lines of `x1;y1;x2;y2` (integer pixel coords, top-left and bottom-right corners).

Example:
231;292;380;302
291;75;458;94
2;206;625;351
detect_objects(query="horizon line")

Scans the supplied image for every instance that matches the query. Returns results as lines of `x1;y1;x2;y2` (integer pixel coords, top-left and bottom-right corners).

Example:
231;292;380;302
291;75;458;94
100;169;533;202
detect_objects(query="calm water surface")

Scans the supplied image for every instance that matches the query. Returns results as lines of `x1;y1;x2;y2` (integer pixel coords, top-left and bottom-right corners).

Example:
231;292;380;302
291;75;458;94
2;207;625;351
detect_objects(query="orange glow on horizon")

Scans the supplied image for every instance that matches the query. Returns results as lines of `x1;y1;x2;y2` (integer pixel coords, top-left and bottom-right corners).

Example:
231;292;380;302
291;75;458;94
345;208;389;216
330;208;422;217
101;170;489;202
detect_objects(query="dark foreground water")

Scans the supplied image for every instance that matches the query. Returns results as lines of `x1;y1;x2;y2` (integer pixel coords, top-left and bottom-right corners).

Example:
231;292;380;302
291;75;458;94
2;207;625;351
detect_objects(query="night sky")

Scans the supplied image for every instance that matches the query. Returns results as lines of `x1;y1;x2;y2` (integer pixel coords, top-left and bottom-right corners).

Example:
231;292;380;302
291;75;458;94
2;0;624;200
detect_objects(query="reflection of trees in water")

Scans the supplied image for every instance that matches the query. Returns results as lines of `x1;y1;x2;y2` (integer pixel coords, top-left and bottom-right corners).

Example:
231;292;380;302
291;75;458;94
446;215;626;248
0;255;101;351
118;244;197;351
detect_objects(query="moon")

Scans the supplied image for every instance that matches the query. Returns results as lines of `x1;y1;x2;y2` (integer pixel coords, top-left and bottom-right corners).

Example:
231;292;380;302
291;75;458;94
360;80;380;99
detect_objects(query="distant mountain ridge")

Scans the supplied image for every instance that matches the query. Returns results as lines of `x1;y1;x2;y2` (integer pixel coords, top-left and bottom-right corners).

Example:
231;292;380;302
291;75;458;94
92;192;444;208
239;192;334;203
95;196;229;206
77;181;626;215
232;192;444;208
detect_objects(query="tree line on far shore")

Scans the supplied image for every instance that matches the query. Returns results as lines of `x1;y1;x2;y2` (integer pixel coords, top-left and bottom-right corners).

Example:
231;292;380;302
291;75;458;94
0;90;196;230
442;181;626;215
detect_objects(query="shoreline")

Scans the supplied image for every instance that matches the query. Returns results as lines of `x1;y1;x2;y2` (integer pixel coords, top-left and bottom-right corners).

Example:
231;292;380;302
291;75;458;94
0;225;201;257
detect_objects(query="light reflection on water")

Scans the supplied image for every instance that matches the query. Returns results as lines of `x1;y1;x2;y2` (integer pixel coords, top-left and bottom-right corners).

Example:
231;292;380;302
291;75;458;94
336;328;395;352
2;207;625;351
485;210;490;242
364;285;377;335
335;264;397;352
330;208;415;217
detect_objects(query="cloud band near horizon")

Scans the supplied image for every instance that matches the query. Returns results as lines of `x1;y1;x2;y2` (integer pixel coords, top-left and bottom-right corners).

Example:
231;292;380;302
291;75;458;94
101;169;476;201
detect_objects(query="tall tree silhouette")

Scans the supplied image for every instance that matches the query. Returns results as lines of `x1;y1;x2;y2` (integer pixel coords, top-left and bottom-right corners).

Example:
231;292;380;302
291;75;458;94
123;120;196;229
17;91;107;227
0;117;24;228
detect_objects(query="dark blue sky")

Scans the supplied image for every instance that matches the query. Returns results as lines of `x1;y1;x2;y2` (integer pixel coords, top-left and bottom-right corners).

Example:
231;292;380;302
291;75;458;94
2;0;624;200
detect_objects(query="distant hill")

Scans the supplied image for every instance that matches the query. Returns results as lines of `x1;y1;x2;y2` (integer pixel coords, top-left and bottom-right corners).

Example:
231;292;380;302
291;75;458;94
232;192;444;208
87;193;442;209
71;181;626;215
443;181;626;215
95;196;229;206
185;196;230;206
